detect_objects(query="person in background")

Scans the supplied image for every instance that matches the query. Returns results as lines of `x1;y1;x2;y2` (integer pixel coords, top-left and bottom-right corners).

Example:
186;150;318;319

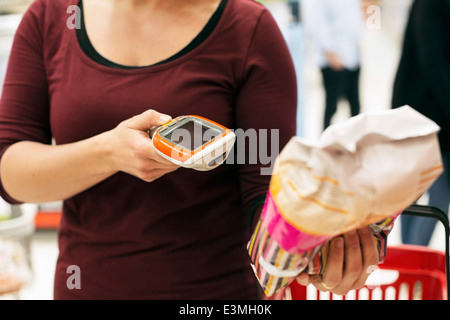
392;0;450;246
302;0;364;130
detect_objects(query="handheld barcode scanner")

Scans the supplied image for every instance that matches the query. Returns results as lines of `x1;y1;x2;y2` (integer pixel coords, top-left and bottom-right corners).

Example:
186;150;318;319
149;115;236;171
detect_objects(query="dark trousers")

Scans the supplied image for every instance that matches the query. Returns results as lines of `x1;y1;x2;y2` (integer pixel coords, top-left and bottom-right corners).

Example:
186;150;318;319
321;67;361;130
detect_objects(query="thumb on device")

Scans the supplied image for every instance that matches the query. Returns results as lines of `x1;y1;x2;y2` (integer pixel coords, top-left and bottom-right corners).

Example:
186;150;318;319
128;109;172;131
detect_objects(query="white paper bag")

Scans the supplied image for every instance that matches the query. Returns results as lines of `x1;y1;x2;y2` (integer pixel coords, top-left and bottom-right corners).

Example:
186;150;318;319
272;105;443;236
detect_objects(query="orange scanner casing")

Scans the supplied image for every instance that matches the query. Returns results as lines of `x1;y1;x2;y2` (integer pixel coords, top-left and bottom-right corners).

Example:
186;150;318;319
150;115;236;171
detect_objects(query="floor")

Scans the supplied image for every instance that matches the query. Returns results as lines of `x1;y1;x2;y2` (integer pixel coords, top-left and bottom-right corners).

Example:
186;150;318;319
1;0;448;300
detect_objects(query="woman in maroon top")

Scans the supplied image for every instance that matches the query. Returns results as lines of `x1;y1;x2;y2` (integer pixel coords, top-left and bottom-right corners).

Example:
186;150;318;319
0;0;379;299
0;0;297;299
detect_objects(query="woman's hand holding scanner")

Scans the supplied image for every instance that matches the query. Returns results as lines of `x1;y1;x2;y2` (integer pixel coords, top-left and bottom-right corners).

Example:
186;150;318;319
296;226;379;296
0;109;178;204
107;109;179;182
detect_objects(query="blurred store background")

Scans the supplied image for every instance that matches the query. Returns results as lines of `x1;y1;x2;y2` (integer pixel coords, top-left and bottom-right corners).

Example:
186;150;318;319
0;0;447;300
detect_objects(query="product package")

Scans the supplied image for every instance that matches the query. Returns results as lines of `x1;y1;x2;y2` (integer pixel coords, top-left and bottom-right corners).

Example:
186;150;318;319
248;106;443;297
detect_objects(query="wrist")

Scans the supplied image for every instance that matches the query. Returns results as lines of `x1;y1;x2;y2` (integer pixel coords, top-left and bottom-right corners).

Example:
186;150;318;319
90;130;119;177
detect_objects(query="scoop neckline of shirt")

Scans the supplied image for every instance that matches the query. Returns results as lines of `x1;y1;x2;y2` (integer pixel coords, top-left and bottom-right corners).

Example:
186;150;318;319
73;0;230;74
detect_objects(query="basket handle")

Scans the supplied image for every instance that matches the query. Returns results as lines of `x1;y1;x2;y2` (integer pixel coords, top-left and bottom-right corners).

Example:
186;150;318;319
402;204;450;300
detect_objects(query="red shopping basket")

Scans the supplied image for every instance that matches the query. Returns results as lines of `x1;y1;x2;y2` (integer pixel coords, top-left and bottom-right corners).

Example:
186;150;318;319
274;205;450;300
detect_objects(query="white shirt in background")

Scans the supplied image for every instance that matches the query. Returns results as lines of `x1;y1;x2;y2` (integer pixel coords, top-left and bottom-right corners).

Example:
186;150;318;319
302;0;364;70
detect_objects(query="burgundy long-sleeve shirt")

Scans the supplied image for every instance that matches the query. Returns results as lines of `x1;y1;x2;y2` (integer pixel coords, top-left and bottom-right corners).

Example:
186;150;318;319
0;0;296;299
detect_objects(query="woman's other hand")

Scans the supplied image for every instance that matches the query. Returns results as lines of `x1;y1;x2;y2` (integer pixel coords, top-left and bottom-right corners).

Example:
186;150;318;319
296;226;379;296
